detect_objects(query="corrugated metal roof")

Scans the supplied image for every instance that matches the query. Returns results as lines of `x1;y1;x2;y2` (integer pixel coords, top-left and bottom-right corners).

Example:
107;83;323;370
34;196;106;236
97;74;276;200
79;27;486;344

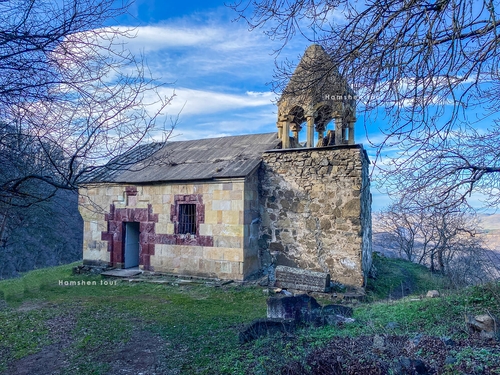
86;133;281;184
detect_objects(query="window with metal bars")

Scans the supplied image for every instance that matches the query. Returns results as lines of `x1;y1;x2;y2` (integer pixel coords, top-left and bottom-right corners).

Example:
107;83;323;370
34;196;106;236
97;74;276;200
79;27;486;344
178;204;197;235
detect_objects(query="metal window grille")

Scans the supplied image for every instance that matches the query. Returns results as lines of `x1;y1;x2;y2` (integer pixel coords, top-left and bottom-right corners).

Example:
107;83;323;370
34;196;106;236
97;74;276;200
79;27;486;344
178;204;196;235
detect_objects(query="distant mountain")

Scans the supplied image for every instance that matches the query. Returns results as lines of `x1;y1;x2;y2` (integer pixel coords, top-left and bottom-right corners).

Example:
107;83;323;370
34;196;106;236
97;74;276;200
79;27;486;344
477;213;500;251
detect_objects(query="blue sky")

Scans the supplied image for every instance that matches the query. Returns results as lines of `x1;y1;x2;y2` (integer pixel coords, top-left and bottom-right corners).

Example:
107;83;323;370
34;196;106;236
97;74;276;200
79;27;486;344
104;0;495;213
111;0;314;140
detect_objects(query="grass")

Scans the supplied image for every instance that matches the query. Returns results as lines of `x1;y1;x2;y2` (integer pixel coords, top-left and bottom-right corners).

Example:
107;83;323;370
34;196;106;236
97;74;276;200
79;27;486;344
0;263;269;374
366;252;447;300
0;258;499;374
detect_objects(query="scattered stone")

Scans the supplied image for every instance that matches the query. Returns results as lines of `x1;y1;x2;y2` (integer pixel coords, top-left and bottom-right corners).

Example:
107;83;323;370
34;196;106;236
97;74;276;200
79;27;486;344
399;358;428;374
441;336;456;346
256;275;269;286
321;304;353;317
466;314;499;340
337;316;355;324
310;291;337;300
267;294;354;326
426;290;440;298
411;334;423;347
372;335;385;351
342;291;366;302
330;281;347;293
445;357;457;365
239;318;296;343
386;321;399;330
275;265;331;293
320;314;356;326
72;264;112;275
267;294;321;321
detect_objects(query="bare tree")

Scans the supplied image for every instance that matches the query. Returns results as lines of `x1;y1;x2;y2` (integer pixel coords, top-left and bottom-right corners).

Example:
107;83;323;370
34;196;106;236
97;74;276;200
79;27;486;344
230;0;500;207
378;204;419;262
0;0;174;208
378;199;497;285
0;0;175;275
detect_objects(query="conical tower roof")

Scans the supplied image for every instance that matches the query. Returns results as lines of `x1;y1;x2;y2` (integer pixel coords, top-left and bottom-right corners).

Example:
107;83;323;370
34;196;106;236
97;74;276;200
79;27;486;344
276;45;357;149
278;44;354;115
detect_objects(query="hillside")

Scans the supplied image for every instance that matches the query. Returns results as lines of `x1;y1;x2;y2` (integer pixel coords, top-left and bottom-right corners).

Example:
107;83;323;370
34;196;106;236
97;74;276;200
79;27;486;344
478;213;500;251
0;258;499;374
0;190;82;280
372;213;500;279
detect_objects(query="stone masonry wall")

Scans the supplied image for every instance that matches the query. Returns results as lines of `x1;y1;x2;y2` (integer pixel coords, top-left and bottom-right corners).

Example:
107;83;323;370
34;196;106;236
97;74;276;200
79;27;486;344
78;179;249;280
259;145;372;287
243;170;260;277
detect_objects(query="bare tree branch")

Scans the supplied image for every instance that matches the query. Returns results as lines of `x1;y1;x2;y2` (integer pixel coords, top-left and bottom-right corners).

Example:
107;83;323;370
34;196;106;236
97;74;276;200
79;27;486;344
0;0;175;207
230;0;500;207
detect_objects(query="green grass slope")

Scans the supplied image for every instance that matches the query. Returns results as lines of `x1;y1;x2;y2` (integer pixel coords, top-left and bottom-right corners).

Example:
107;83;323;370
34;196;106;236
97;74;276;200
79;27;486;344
0;258;498;374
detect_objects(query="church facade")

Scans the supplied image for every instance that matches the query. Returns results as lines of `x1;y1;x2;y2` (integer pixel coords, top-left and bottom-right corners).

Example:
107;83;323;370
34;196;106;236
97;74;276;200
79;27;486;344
78;45;372;288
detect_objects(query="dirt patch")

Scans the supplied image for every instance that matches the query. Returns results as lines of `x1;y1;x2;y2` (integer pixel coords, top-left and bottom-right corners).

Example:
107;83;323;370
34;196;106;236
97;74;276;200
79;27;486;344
1;315;179;375
2;312;77;375
16;300;54;312
282;335;500;374
103;330;172;375
45;313;78;346
3;344;70;375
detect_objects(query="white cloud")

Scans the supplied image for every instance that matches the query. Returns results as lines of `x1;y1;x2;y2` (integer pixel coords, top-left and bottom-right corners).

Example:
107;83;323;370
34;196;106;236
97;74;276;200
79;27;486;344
114;25;224;52
246;91;275;99
159;87;274;116
151;111;277;142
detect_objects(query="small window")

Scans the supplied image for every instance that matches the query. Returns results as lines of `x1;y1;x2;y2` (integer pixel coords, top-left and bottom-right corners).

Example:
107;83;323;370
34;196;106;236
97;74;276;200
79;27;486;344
178;204;196;234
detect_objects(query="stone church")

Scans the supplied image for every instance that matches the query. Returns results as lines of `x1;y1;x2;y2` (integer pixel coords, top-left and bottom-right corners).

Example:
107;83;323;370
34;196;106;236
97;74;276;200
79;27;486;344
78;44;372;288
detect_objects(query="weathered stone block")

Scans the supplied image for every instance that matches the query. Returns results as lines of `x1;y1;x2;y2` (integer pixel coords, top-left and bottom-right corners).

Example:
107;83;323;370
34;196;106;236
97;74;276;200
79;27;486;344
267;294;353;327
214;236;242;248
213;190;231;200
267;294;321;321
230;190;243;200
204;210;218;224
203;247;224;260
230;199;244;211
269;242;284;252
239;318;296;343
222;210;240;225
275;265;331;292
198;223;212;236
223;248;243;262
466;314;499;340
426;290;440;298
212;200;231;211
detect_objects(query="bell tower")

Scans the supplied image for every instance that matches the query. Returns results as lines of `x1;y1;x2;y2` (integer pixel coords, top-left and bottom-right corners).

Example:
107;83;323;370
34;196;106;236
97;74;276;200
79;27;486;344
277;44;356;148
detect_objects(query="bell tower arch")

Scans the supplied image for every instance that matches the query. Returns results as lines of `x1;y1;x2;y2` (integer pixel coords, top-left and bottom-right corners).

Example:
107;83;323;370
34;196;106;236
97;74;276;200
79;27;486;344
277;44;357;148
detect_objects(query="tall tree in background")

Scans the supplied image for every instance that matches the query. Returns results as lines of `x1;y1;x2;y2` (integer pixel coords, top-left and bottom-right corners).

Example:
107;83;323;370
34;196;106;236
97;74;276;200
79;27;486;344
0;0;173;208
231;0;500;207
0;0;173;276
